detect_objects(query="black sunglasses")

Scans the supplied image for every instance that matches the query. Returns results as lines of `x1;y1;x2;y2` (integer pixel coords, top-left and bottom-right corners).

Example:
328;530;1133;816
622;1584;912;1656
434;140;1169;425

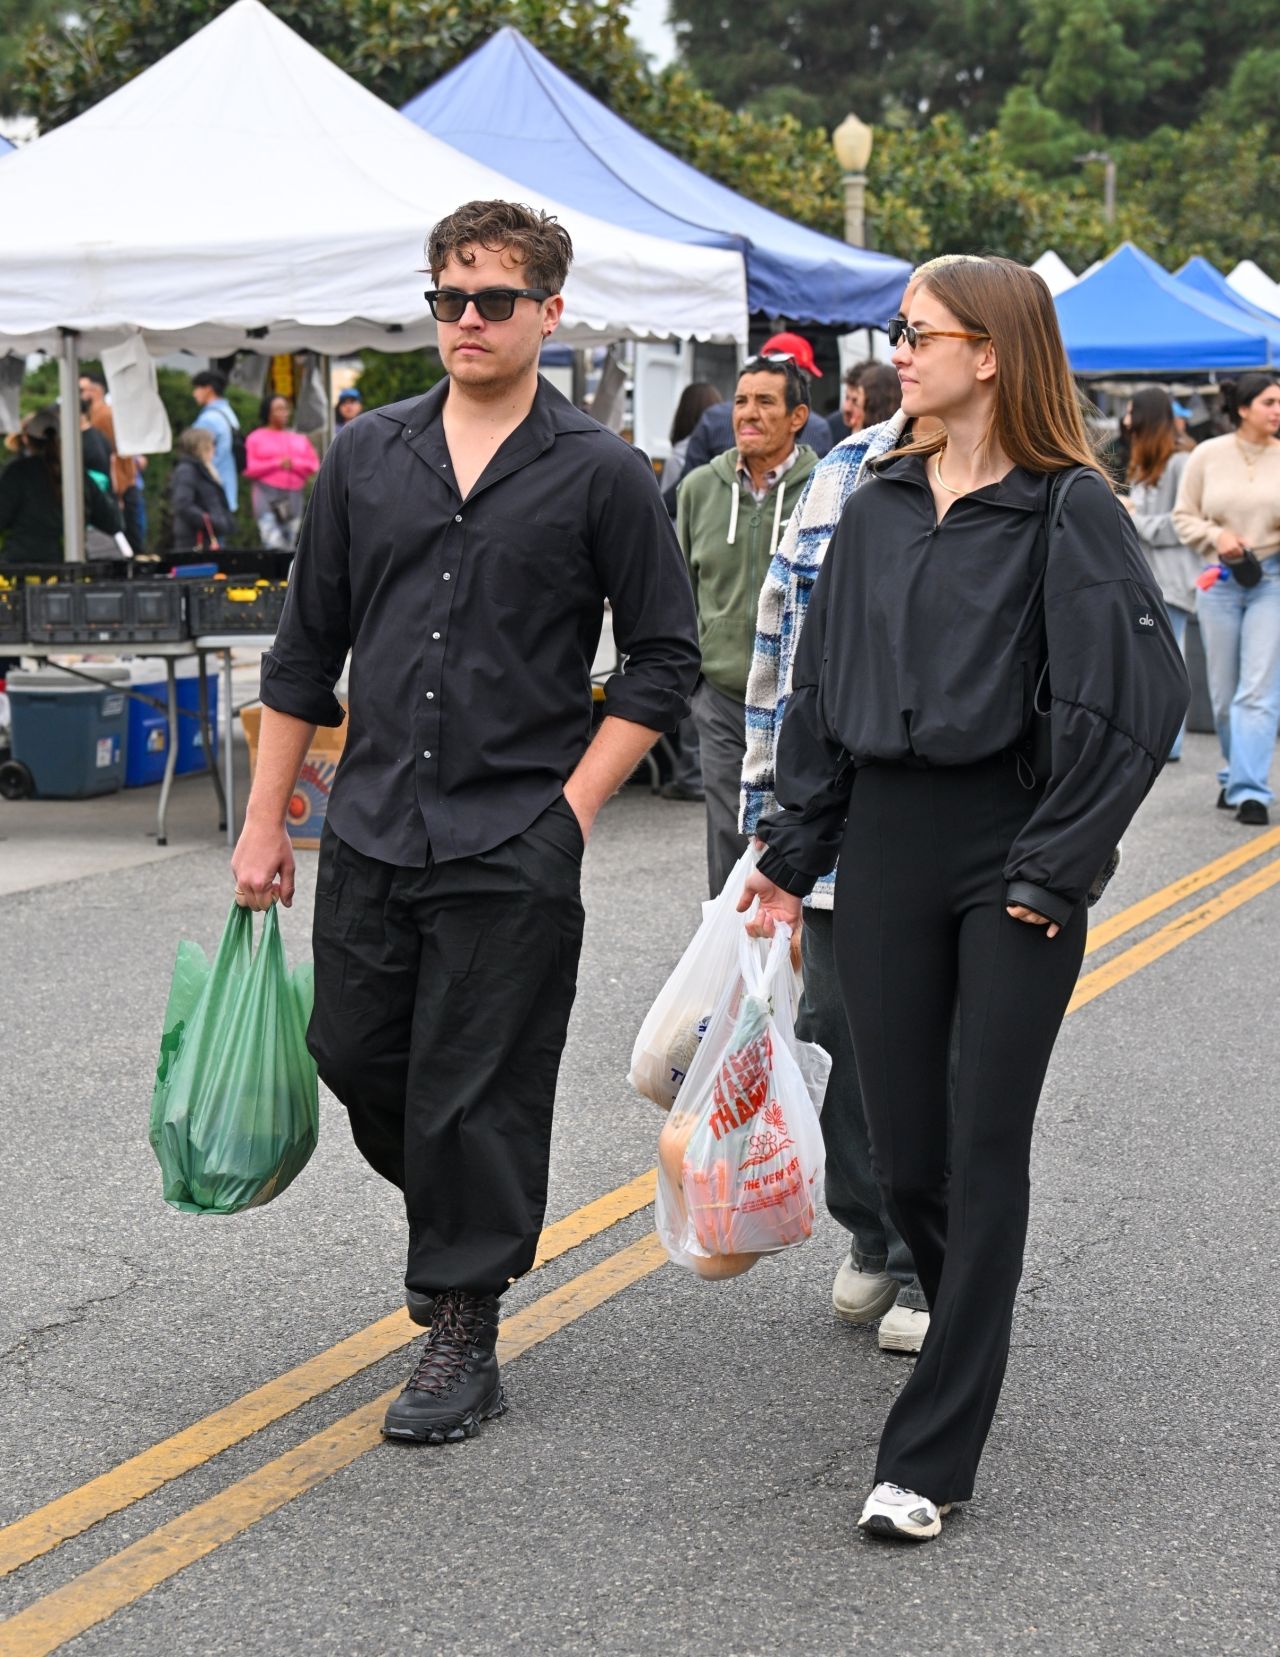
424;286;552;323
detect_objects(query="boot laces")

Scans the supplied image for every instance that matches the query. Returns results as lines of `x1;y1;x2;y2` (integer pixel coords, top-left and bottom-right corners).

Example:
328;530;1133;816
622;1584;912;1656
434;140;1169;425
405;1291;485;1396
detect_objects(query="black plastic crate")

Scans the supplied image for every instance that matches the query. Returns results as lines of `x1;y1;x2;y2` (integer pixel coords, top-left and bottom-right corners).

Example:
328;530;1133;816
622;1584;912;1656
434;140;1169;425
185;580;287;636
25;580;186;643
0;581;22;644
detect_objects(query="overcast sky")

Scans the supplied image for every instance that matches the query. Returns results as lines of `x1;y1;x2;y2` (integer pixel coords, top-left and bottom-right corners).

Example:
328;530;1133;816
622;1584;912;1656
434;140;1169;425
626;0;677;66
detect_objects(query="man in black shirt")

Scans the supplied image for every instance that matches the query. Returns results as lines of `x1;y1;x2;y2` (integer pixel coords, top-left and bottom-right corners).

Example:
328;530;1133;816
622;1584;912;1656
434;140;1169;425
232;199;699;1445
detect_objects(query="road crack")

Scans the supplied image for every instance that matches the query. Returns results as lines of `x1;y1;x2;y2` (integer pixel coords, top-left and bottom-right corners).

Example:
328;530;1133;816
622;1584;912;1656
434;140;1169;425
0;1262;147;1371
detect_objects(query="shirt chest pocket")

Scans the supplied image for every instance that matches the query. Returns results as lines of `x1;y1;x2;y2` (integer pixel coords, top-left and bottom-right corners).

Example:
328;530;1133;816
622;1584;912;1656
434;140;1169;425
478;516;579;611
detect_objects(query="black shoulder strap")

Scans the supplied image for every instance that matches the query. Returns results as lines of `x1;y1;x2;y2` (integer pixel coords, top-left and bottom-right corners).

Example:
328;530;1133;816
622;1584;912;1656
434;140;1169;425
1029;465;1094;713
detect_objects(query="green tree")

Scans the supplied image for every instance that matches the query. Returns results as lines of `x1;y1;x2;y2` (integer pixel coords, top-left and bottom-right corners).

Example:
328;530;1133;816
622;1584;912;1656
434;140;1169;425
867;115;1114;269
1019;0;1280;138
1114;116;1280;273
0;0;59;89
669;0;1029;131
353;348;445;411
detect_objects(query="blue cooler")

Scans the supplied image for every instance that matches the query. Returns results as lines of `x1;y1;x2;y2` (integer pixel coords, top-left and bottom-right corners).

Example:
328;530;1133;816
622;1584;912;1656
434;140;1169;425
125;661;170;788
7;666;130;798
176;659;218;775
123;660;218;787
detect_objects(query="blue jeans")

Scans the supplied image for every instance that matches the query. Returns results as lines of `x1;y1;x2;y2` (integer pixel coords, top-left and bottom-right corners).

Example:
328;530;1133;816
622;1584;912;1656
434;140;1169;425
1197;561;1280;807
1165;605;1188;761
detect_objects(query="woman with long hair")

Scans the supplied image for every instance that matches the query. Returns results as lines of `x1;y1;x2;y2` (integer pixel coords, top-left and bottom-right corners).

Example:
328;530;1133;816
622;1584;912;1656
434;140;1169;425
660;381;723;517
169;426;233;551
243;393;320;551
740;256;1188;1541
1173;372;1280;824
1123;388;1201;759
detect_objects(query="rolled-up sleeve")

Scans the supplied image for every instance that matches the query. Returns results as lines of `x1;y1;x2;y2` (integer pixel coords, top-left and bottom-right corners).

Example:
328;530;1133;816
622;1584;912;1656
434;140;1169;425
590;444;700;732
260;429;351;728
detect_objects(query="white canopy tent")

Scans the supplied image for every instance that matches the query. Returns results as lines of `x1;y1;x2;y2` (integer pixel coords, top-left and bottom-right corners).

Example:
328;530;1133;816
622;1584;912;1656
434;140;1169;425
0;0;747;555
0;0;746;357
1227;260;1280;323
1031;250;1078;297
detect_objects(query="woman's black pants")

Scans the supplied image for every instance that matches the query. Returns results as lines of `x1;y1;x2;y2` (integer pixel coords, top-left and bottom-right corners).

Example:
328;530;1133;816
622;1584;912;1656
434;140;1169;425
832;756;1087;1505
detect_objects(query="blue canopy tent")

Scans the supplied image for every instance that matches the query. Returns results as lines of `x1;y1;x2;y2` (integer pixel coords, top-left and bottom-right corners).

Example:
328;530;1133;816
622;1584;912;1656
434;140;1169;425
401;28;911;330
1174;256;1280;354
1055;243;1272;373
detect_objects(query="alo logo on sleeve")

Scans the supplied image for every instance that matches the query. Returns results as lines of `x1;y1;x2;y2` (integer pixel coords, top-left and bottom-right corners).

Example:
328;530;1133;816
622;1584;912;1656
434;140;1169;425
1133;608;1158;634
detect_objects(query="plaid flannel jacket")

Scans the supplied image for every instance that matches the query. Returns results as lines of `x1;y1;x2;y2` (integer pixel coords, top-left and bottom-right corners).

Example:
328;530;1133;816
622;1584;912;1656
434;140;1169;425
738;412;907;910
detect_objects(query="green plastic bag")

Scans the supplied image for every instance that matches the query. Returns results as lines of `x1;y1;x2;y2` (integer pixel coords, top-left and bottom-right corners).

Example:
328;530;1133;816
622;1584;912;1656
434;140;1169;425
149;902;319;1215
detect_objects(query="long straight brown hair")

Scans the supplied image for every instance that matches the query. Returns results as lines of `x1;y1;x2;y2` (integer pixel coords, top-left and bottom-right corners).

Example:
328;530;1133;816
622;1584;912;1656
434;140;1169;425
882;255;1105;480
1127;387;1177;486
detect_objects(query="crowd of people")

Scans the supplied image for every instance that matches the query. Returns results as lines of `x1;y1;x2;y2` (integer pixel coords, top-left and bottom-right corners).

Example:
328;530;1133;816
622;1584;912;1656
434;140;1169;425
662;342;1280;835
0;370;363;565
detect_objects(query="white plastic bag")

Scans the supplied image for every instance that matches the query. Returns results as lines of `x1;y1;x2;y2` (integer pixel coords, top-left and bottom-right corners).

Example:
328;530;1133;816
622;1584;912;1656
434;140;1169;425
656;924;828;1279
629;844;761;1110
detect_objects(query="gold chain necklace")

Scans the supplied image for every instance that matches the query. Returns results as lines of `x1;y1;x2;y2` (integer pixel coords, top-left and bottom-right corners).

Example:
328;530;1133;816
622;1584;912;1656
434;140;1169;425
1235;434;1267;479
933;446;966;497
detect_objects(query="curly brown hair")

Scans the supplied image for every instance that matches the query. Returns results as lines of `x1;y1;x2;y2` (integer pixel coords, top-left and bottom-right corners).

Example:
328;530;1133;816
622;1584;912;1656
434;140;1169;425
425;200;574;293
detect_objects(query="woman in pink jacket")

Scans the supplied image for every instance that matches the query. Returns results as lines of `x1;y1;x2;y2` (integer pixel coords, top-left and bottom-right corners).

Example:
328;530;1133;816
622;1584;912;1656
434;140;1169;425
243;394;320;551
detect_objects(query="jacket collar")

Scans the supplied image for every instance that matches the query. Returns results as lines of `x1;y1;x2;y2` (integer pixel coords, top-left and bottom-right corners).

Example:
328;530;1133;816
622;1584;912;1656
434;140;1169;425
872;449;1049;512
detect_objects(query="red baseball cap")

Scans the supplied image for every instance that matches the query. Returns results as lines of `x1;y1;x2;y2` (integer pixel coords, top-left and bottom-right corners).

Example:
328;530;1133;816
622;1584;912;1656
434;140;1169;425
759;331;822;377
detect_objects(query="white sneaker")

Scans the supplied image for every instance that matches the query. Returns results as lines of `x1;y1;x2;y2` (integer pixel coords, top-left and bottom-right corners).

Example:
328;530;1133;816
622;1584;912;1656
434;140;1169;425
858;1482;949;1541
832;1259;900;1325
878;1301;929;1354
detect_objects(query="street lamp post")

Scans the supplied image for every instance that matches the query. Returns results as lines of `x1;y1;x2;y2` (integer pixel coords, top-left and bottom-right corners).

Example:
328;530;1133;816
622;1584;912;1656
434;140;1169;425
1076;149;1117;226
833;113;874;248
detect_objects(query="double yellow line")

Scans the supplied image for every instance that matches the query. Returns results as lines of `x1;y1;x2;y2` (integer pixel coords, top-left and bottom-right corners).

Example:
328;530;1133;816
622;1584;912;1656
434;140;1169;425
4;828;1280;1655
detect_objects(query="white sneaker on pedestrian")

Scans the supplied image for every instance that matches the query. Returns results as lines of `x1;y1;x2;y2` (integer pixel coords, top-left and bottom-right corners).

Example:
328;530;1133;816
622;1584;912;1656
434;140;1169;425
878;1300;929;1354
832;1258;900;1325
858;1482;949;1542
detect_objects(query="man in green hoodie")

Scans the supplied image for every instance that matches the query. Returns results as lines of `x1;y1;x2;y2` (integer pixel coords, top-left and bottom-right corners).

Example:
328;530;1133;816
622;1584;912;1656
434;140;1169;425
677;354;820;895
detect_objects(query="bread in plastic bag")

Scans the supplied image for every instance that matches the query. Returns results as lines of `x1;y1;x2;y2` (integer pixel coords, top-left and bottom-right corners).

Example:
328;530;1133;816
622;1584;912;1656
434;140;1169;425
655;922;828;1278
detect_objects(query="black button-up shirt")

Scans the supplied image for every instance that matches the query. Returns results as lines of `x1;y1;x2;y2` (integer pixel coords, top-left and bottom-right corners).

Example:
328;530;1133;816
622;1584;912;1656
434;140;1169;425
261;376;700;867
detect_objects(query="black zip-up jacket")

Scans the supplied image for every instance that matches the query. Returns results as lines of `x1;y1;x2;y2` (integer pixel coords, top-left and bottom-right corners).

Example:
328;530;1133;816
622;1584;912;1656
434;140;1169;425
755;454;1190;925
169;455;233;549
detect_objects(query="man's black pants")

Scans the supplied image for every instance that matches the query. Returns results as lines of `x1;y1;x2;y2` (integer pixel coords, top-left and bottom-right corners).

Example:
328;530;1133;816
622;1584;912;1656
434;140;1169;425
309;799;586;1299
832;756;1088;1505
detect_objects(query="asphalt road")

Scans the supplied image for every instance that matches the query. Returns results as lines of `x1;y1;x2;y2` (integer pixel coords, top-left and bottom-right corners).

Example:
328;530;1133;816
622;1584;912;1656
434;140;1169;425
0;731;1277;1656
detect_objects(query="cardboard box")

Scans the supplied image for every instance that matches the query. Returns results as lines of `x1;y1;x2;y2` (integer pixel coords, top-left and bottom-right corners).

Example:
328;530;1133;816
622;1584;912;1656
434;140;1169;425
240;705;347;850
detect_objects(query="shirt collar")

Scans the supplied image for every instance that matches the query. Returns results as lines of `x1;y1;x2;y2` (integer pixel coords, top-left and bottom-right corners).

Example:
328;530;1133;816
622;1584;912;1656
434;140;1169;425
380;374;604;504
735;444;801;502
378;373;600;443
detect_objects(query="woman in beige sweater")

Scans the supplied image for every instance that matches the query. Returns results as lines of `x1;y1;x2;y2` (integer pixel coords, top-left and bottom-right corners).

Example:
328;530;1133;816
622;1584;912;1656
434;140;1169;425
1173;372;1280;825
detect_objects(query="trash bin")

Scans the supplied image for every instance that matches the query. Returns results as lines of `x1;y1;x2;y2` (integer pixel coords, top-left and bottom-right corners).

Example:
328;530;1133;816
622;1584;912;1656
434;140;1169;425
7;665;130;798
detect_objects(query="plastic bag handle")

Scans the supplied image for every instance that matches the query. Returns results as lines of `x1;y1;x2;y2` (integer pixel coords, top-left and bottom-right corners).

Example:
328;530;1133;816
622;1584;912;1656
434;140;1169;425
736;921;791;1001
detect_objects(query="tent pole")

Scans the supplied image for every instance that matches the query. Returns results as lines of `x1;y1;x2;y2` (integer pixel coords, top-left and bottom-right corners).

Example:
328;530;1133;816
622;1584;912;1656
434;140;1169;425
320;353;334;454
57;330;86;563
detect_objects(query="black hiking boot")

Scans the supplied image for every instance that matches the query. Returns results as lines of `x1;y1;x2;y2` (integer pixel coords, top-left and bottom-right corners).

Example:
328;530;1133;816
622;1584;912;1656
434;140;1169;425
382;1289;504;1444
